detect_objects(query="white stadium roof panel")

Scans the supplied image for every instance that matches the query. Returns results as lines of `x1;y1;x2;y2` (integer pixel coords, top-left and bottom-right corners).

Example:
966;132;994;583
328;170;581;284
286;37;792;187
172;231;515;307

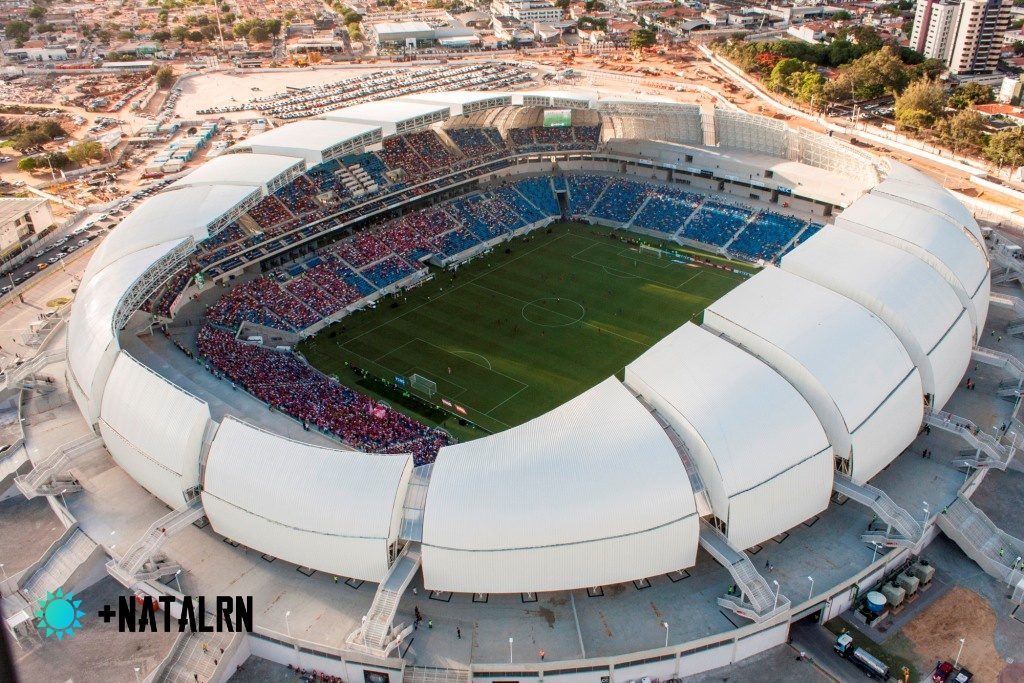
83;184;255;283
422;377;698;593
170;153;303;191
876;162;981;241
68;239;184;421
782;227;973;409
230;120;382;163
704;267;924;483
99;353;211;508
321;99;451;125
202;418;412;581
836;192;989;335
624;323;833;550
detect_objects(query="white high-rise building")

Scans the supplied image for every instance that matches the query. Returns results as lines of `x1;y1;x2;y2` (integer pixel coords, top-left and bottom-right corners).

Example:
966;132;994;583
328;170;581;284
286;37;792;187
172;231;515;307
910;0;1012;75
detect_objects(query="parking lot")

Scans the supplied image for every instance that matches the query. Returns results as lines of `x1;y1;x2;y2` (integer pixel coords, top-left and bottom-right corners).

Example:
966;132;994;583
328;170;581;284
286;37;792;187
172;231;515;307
0;177;175;293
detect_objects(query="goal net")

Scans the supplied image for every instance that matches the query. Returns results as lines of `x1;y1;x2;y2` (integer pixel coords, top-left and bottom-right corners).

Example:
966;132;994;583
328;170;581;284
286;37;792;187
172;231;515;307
638;244;669;259
410;373;437;397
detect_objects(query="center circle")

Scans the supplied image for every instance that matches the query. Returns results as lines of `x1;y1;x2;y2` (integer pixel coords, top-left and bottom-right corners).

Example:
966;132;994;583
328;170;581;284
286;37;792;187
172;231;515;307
521;298;586;327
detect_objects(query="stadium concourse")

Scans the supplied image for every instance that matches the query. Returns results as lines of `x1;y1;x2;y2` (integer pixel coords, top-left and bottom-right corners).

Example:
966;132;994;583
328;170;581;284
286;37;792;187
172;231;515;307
2;90;1015;682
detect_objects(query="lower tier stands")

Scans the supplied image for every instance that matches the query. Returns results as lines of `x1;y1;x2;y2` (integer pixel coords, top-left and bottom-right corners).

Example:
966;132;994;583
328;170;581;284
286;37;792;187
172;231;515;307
196;326;450;463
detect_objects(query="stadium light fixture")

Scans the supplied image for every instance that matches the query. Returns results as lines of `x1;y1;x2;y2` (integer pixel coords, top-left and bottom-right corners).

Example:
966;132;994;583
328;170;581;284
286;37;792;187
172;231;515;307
807;576;814;602
662;621;669;648
772;580;780;611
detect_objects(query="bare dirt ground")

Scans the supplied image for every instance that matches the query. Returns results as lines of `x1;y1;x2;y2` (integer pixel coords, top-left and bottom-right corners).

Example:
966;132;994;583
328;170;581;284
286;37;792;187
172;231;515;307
11;576;176;683
903;586;1003;682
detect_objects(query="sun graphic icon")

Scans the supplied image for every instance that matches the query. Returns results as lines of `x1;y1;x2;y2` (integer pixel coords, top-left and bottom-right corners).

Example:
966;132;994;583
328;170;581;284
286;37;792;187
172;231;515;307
34;587;85;640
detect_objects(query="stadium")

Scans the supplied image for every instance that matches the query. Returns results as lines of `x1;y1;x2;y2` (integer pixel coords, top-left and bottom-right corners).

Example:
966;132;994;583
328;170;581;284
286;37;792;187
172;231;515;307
4;89;1018;681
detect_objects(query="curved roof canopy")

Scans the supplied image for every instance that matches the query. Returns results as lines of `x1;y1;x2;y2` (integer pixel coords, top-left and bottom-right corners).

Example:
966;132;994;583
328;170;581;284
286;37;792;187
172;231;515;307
703;267;923;483
229;120;382;164
170;153;303;192
836;192;988;335
83;184;255;282
876;162;982;242
424;377;697;552
205;417;411;541
69;239;184;416
626;323;831;500
782;227;973;408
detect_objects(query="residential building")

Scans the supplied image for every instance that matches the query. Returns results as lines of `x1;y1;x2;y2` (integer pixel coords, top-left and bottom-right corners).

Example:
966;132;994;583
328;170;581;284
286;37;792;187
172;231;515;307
493;0;563;23
0;198;53;261
911;0;1013;75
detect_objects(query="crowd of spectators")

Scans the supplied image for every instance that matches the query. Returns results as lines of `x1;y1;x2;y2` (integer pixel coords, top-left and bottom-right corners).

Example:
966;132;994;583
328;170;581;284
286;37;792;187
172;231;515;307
205;277;320;331
729;211;809;261
631;190;704;234
567;174;610;217
361;254;419;288
197;326;450;463
247;195;293;231
275;175;322;215
590;179;651;224
446;127;507;158
334;232;392;269
682;200;754;246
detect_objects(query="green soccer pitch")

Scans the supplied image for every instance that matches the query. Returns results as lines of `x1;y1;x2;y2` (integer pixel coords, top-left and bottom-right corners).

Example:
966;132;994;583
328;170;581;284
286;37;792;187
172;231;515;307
297;223;752;441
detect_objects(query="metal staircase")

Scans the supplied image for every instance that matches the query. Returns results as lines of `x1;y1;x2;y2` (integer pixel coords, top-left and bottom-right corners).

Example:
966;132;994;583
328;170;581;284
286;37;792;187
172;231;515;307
998;378;1022;401
924;409;1016;471
20;529;97;605
0;351;65;394
833;473;922;547
13;434;103;499
155;628;235;683
990;246;1024;285
633;392;713;517
973;346;1024;381
347;542;421;656
935;495;1024;586
990;292;1024;317
698;521;789;622
107;499;205;587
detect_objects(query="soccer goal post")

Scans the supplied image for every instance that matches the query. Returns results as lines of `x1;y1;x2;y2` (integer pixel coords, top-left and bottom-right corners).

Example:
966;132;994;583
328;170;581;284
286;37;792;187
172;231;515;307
410;373;437;396
638;244;668;258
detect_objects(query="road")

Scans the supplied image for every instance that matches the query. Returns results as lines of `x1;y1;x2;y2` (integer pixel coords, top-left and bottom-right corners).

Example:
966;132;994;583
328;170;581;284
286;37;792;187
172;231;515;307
790;619;881;682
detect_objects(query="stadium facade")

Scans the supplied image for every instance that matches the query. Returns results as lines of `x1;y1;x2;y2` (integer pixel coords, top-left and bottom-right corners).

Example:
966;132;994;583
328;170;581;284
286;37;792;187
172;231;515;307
61;90;990;674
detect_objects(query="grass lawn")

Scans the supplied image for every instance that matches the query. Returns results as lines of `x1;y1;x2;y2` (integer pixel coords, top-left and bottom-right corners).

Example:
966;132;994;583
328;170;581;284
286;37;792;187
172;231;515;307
297;222;749;440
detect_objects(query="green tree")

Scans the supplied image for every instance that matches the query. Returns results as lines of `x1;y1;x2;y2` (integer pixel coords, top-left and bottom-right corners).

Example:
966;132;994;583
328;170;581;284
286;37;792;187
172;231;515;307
27;5;45;19
947;81;993;109
985;127;1024;172
628;28;656;51
894;78;946;130
5;20;32;43
247;24;270;42
832;10;853;20
795;71;826;108
67;140;104;164
347;23;362;41
767;58;802;92
826;46;910;102
934;109;987;154
44;151;69;169
155;65;175;88
16;156;38;172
